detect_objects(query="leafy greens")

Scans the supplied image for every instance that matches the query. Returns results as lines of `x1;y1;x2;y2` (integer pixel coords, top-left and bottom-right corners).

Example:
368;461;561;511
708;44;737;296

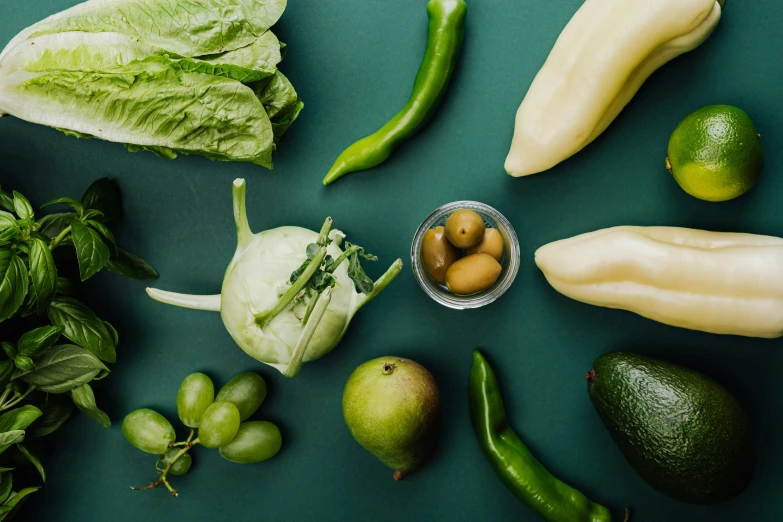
0;0;301;168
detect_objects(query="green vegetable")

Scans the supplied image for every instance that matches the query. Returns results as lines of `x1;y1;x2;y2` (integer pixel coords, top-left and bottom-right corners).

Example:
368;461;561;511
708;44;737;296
0;0;301;167
177;373;215;428
0;179;155;516
215;373;267;422
198;402;241;449
588;352;755;504
147;179;403;378
219;421;282;464
322;0;467;185
122;409;177;455
469;350;613;522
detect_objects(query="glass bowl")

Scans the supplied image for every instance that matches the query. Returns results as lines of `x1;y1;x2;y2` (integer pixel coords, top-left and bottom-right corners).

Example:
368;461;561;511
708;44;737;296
411;201;520;309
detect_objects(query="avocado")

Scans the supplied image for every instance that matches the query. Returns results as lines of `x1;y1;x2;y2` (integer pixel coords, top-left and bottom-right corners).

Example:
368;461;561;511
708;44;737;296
587;352;755;504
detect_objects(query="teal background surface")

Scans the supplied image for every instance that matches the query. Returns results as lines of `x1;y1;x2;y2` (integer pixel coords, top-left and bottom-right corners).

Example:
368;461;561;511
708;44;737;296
1;0;782;520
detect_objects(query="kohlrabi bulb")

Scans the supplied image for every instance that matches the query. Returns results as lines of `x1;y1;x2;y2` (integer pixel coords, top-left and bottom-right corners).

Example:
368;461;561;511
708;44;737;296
147;179;402;378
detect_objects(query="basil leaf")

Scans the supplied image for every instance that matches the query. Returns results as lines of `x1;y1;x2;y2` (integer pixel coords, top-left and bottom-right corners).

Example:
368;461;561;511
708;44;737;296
0;189;13;214
71;221;110;281
56;277;76;296
80;209;104;221
37;213;75;240
13;356;34;372
28;394;73;438
106;248;159;280
16;445;45;482
19;345;108;393
17;326;63;358
40;197;83;216
47;298;116;363
0;431;24;448
71;384;111;429
347;252;374;295
0;406;43;433
12;192;33;221
28;239;57;313
0;473;10;504
103;321;119;346
81;178;121;223
0;213;18;247
0;250;28;322
86;220;117;256
1;487;39;510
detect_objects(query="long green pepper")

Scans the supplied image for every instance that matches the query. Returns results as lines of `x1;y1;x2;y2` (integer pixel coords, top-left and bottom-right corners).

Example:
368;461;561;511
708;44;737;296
322;0;467;185
469;350;614;522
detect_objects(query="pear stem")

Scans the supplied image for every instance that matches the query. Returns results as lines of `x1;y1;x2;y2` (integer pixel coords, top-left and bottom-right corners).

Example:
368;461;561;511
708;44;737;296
393;471;405;481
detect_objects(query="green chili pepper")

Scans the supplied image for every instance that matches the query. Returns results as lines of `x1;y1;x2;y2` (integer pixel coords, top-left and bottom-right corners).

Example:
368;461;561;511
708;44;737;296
322;0;467;185
469;350;614;522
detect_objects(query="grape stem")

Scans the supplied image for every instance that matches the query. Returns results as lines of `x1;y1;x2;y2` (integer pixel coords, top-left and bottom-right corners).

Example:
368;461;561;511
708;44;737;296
132;437;200;497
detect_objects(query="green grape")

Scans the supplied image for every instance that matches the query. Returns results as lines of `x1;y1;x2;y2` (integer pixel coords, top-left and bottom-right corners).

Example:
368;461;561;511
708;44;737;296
215;373;267;421
160;448;192;476
219;421;282;464
177;372;215;428
122;409;175;454
198;401;240;448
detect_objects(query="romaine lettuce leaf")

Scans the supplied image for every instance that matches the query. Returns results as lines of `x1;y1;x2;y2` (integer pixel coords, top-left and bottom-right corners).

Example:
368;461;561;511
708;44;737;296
3;57;275;166
0;0;300;168
1;0;288;59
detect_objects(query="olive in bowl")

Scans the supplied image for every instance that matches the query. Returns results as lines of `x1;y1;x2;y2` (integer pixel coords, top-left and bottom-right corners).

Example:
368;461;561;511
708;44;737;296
411;201;520;310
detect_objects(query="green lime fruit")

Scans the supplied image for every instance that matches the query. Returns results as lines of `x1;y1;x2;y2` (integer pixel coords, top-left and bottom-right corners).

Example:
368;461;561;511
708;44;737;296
216;373;267;421
198;401;241;448
177;373;215;428
666;105;763;202
161;448;193;476
342;357;441;480
219;421;282;464
122;409;176;454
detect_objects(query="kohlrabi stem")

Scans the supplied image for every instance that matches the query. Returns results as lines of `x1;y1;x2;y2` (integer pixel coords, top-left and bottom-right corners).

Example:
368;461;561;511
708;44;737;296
49;225;72;251
326;245;360;273
317;217;333;246
301;290;318;326
146;289;221;312
232;179;254;251
255;247;328;328
354;259;403;312
284;287;332;378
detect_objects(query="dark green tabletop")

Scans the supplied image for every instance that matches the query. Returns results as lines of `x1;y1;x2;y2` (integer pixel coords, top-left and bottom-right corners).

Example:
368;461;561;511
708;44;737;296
1;0;781;520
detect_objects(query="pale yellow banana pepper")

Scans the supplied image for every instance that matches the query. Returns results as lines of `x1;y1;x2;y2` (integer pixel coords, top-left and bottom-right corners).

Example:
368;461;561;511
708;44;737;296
535;226;783;338
506;0;725;177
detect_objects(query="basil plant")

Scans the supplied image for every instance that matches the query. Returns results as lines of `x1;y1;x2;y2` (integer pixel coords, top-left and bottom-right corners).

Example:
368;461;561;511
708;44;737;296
147;180;402;377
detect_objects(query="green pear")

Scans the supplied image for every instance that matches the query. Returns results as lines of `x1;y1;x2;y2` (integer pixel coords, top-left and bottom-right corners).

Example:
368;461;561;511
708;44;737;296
342;356;441;480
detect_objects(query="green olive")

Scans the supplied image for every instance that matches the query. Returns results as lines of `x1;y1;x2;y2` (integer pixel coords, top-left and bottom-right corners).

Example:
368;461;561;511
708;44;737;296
445;253;502;295
160;448;193;476
219;421;282;464
215;373;267;421
198;401;241;449
466;228;504;262
122;409;176;454
444;209;486;248
177;373;215;428
421;226;462;284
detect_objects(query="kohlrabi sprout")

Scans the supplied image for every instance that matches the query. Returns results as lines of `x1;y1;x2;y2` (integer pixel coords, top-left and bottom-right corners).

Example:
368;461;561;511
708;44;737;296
147;179;402;378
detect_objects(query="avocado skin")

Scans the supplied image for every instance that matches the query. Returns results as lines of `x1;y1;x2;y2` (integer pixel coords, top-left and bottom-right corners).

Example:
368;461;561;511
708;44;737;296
588;352;755;504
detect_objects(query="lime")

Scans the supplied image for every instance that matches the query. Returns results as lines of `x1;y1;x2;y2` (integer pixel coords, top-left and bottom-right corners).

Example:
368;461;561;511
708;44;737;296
666;105;763;202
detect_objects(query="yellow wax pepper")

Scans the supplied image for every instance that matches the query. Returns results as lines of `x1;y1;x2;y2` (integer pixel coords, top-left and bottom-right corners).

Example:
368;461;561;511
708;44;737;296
506;0;725;177
536;226;783;338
